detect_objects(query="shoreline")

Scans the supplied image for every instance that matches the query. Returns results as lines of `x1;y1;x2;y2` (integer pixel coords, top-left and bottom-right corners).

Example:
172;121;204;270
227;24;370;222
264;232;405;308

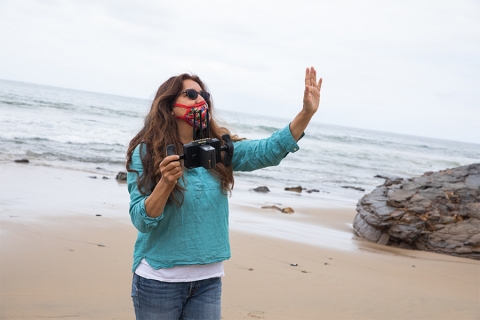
1;164;479;319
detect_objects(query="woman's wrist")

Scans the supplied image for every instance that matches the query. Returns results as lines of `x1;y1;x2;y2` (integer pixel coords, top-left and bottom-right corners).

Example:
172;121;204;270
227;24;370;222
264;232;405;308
299;107;315;119
158;177;178;188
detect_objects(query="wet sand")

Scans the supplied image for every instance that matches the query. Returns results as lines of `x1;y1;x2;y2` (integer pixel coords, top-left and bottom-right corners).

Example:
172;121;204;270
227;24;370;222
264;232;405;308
1;164;479;319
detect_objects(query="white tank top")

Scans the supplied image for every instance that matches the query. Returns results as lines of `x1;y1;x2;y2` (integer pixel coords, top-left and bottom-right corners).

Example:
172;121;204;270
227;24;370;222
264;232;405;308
135;258;224;282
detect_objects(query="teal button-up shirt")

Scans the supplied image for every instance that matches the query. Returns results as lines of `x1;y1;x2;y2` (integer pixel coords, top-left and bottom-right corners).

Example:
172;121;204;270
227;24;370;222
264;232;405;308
127;124;301;272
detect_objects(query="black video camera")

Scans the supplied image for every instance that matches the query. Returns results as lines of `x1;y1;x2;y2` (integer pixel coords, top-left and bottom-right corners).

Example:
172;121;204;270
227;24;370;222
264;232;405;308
166;109;234;169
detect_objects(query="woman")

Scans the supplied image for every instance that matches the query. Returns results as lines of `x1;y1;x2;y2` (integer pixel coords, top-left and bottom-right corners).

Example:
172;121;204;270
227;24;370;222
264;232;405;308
127;67;322;319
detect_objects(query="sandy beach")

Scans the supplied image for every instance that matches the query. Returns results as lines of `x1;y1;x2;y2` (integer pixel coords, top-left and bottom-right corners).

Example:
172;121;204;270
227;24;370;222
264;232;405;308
1;164;479;319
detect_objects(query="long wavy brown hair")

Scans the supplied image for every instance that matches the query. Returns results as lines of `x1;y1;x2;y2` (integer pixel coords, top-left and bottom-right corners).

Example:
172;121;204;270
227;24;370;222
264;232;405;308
126;73;237;204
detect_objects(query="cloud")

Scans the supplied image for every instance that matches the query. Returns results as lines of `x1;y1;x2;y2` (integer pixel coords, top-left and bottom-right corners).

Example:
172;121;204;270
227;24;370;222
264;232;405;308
0;0;479;143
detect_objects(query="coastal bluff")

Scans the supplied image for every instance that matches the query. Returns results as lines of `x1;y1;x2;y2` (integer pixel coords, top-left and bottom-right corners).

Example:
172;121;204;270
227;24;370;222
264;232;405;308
353;163;480;260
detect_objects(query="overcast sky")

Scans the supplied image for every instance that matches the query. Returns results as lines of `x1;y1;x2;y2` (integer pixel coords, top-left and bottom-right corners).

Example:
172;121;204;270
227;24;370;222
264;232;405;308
1;0;479;144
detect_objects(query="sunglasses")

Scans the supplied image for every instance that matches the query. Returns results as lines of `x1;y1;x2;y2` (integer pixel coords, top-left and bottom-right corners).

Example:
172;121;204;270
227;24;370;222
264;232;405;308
181;89;210;101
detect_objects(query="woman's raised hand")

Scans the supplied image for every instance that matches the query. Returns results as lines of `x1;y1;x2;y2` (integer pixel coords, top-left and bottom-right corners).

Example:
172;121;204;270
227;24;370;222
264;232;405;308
303;67;322;115
289;67;323;141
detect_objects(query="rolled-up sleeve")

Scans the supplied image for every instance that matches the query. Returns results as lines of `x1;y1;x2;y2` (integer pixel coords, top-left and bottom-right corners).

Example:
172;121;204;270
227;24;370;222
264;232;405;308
232;124;303;172
127;145;164;233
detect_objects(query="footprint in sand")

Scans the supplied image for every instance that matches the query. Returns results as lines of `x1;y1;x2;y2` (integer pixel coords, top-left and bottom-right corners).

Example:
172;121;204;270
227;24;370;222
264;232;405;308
247;311;265;318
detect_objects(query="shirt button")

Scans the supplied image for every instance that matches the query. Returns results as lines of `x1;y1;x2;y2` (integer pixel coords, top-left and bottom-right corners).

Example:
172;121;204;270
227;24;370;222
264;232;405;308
294;148;297;151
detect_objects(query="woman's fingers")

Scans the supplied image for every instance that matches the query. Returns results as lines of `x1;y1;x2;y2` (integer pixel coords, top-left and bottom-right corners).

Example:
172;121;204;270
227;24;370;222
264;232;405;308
305;66;317;87
160;155;183;183
302;66;322;114
310;67;316;86
307;66;322;95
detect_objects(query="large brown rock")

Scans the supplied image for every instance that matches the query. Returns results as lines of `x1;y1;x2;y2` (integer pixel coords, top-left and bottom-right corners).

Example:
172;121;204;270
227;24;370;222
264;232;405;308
353;163;480;260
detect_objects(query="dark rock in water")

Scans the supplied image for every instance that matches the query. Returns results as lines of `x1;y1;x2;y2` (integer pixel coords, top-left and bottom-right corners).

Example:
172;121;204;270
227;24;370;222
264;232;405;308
307;189;320;193
102;176;109;180
285;186;302;193
253;186;270;193
354;163;480;260
342;186;365;192
89;176;97;179
116;171;127;181
14;159;29;163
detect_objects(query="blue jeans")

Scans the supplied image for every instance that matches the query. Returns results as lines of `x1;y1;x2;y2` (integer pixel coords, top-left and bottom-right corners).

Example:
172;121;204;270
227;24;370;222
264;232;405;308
131;273;222;320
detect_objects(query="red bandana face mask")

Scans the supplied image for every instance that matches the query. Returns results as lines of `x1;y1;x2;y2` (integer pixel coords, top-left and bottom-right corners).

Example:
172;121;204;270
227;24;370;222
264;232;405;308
173;101;209;129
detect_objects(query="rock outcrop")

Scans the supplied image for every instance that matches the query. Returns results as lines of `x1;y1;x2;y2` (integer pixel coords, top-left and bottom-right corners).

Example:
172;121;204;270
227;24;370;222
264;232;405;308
116;171;127;181
353;163;480;260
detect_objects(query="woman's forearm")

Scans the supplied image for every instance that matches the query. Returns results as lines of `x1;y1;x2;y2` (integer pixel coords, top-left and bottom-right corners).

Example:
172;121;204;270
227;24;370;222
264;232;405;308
144;180;176;218
289;109;315;141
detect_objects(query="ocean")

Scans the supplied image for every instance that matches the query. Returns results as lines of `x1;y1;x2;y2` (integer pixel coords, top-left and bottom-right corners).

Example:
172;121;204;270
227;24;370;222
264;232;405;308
1;79;479;206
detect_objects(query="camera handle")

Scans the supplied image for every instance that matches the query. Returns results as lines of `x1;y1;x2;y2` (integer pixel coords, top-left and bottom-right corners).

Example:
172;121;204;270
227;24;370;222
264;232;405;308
220;134;234;167
166;145;185;159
